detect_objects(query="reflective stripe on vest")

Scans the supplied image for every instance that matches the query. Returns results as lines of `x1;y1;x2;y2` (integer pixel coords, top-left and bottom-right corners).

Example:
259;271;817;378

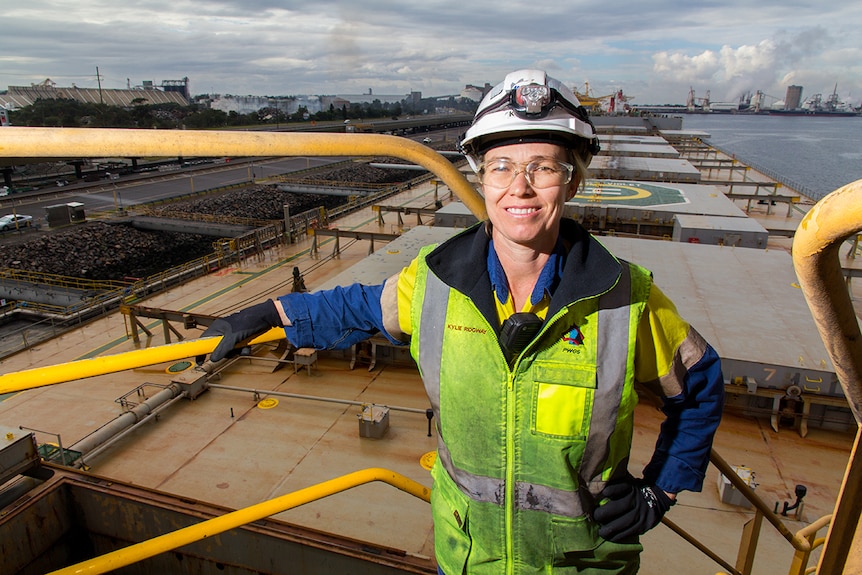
418;262;635;517
419;269;449;417
581;263;632;496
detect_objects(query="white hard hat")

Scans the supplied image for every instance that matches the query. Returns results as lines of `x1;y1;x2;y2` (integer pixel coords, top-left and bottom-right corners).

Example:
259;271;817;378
459;69;600;171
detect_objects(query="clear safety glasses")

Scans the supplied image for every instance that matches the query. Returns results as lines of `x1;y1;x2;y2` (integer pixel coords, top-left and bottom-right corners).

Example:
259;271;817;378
477;158;574;189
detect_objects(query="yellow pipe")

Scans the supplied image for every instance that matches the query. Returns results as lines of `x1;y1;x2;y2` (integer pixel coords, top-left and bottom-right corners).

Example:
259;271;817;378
0;127;486;219
0;127;487;393
791;178;862;575
0;328;285;395
795;514;833;541
792;179;862;420
788;515;833;575
47;467;431;575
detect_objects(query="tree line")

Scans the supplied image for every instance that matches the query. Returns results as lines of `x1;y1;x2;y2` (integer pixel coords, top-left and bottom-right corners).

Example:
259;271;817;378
6;95;478;129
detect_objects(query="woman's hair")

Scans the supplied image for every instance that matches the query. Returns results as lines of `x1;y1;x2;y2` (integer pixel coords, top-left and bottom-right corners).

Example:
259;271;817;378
567;144;591;193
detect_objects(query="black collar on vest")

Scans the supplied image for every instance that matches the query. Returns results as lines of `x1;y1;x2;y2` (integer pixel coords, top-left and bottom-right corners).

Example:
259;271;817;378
424;219;623;335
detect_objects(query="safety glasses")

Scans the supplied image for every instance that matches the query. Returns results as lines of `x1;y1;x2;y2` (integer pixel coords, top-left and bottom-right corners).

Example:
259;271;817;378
477;158;574;189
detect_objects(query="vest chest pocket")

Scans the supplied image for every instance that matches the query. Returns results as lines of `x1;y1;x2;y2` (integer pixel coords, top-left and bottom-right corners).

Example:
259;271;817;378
531;363;596;439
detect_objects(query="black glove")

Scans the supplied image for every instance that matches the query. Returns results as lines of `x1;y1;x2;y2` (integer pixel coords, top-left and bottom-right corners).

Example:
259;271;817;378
592;475;675;542
201;301;283;362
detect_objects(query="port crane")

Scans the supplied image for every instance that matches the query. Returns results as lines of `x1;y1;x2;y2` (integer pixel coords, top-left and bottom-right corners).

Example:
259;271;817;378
687;87;710;111
573;81;613;111
750;91;781;112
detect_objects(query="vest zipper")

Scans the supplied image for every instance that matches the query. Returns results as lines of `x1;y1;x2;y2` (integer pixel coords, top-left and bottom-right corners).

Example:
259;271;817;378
502;281;619;571
504;305;582;574
504;309;562;574
505;369;515;575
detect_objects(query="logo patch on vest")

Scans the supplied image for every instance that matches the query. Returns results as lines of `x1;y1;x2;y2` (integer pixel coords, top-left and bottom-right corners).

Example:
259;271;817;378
562;326;584;346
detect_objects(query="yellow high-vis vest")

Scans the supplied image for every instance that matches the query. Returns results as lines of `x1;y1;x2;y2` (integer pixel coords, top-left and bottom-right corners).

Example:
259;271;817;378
409;243;652;574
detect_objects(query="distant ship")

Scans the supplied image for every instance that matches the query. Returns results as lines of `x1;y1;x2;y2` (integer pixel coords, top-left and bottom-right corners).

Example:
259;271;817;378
768;108;859;117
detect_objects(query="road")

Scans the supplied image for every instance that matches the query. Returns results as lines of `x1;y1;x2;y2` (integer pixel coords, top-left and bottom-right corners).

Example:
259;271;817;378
0;156;343;236
0;127;464;239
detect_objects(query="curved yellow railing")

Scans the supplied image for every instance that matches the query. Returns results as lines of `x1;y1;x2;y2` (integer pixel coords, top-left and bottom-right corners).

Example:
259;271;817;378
792;179;862;420
687;179;862;575
47;467;431;575
788;515;833;575
0;127;485;393
0;127;485;218
792;178;862;575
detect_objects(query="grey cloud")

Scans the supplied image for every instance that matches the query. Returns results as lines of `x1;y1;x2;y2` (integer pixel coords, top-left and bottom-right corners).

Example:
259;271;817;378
2;1;861;104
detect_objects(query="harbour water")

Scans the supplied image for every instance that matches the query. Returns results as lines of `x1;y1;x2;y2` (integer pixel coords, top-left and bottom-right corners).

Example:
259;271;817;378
680;113;862;201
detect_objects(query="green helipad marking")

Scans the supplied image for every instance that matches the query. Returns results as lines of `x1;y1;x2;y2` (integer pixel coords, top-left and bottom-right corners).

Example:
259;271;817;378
580;180;688;207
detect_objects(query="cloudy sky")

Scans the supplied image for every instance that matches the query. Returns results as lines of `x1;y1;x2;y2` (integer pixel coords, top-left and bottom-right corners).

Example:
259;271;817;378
3;1;861;106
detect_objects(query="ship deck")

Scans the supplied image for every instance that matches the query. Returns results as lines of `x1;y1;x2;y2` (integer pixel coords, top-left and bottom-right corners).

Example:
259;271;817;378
1;138;861;574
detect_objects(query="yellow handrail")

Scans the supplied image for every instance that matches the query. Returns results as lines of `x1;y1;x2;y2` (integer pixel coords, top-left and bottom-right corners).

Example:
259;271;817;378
47;467;431;575
0;327;285;394
792;179;862;419
788;515;833;575
792;178;862;574
0;127;485;219
681;180;862;575
0;127;486;392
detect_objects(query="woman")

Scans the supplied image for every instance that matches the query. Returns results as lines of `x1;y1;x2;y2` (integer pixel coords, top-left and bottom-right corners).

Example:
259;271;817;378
203;69;724;574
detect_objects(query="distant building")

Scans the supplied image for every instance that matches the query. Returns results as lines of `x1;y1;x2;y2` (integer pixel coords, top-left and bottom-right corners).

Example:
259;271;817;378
319;96;351;112
408;91;422;110
0;78;190;110
208;91;412;116
460;83;491;102
161;79;191;100
784;85;803;110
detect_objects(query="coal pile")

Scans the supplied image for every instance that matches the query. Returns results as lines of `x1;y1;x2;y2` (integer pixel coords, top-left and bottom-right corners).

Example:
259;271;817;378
313;160;419;185
0;159;423;282
149;163;419;220
0;221;213;280
148;185;347;220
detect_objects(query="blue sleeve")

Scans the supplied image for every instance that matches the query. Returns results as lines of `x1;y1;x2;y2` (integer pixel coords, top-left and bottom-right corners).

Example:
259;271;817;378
276;283;406;350
643;344;724;494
